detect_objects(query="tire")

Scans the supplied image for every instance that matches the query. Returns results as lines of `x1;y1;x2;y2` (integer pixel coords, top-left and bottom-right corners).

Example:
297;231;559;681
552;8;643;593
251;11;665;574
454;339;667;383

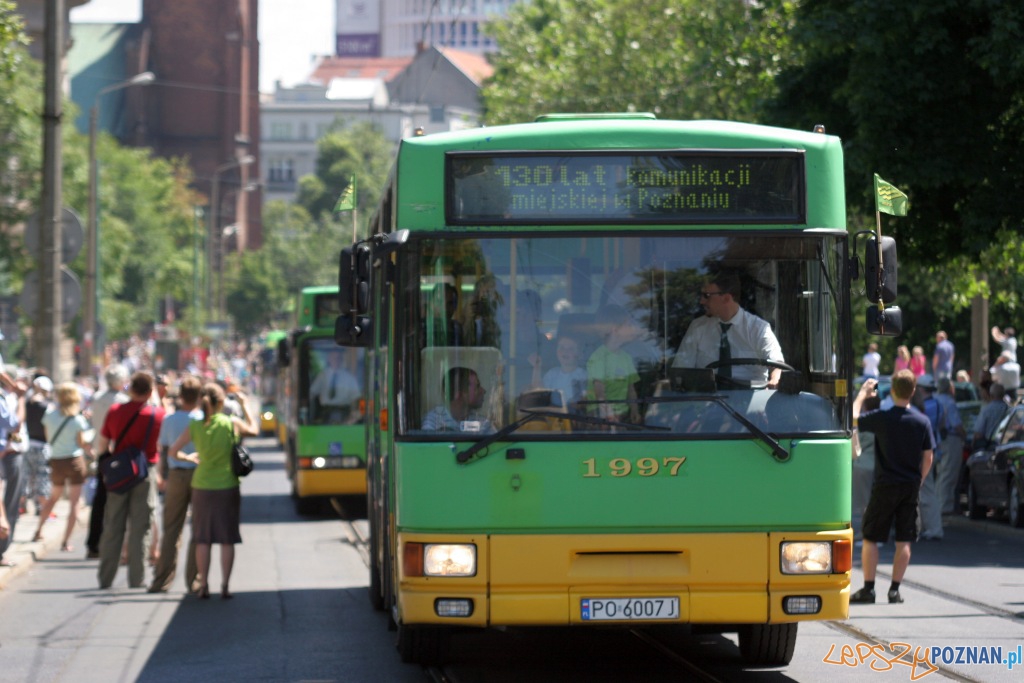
1009;479;1024;529
395;624;451;665
967;479;986;520
292;483;322;515
738;623;797;666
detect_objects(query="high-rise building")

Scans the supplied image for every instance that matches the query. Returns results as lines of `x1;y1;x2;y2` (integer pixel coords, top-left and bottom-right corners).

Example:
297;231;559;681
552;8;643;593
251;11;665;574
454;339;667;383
335;0;520;58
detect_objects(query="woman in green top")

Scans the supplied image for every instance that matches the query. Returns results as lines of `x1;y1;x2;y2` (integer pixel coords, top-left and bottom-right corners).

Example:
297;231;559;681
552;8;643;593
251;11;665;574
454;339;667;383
168;382;257;599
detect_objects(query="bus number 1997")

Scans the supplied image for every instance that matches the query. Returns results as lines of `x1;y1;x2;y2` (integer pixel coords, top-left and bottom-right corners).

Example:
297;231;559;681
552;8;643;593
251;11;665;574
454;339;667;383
582;456;686;478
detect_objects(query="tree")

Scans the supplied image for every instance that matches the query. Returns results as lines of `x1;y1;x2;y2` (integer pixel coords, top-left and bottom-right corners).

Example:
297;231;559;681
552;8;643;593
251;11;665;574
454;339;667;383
482;0;796;125
0;12;37;299
226;247;282;337
74;139;203;340
242;121;397;329
297;119;394;222
770;0;1024;364
770;0;1024;265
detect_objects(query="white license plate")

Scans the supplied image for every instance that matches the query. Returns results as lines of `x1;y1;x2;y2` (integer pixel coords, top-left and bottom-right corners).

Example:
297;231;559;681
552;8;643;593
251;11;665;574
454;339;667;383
581;597;680;621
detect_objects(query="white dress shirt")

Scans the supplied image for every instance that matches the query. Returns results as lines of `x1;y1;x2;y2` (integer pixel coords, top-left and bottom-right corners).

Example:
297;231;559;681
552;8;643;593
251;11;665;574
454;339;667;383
673;307;784;382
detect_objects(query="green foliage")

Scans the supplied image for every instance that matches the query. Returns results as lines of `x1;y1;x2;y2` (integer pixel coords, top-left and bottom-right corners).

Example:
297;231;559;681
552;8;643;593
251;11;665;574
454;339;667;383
0;39;39;293
769;0;1024;353
771;0;1024;266
226;247;281;337
482;0;796;124
88;139;202;339
245;122;397;329
0;2;28;77
259;200;336;301
296;120;394;222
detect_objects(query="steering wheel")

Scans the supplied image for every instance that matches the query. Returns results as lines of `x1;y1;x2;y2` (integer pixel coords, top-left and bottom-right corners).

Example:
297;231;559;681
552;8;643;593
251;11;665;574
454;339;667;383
704;358;795;389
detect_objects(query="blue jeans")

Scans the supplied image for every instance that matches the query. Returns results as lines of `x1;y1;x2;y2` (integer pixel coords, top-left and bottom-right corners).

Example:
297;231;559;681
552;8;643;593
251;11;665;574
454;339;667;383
0;451;25;559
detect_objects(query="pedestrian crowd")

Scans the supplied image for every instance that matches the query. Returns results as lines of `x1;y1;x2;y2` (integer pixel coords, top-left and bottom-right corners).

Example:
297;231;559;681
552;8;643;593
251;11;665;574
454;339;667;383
851;324;1022;606
0;337;260;599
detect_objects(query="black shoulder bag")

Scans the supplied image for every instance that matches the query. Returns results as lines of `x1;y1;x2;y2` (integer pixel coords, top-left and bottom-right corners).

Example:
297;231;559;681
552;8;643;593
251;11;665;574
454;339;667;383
99;408;155;494
231;430;254;477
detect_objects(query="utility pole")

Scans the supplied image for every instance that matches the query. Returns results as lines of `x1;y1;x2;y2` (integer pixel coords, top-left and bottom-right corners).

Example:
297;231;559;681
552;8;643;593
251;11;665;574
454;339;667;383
37;0;65;379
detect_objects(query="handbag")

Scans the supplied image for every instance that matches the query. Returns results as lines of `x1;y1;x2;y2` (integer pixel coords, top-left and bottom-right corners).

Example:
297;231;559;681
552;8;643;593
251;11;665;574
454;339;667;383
99;408;155;494
231;434;254;477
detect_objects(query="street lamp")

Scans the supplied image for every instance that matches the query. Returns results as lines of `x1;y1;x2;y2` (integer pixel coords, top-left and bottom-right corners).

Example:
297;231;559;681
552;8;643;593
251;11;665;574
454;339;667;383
207;154;255;323
82;71;156;377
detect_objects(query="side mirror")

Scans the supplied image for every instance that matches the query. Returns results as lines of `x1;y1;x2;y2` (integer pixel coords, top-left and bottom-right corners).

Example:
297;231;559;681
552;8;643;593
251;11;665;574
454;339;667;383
866;305;903;336
335;313;373;348
865;236;898;304
277;337;291;367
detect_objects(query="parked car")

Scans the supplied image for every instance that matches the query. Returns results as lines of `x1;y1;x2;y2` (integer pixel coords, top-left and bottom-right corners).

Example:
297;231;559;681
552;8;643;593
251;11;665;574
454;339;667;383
963;404;1024;527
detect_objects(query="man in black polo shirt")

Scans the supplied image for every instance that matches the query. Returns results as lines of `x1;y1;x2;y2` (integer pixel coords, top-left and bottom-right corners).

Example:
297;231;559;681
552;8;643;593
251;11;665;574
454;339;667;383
850;369;935;604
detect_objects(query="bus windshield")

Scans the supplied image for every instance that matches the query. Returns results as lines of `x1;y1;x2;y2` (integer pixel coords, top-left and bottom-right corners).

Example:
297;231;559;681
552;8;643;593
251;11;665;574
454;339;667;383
301;338;366;426
399;233;849;438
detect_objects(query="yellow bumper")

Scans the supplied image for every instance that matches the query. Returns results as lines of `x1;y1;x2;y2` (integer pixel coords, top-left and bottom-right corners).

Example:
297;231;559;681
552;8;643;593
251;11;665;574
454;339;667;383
397;530;851;628
295;468;366;497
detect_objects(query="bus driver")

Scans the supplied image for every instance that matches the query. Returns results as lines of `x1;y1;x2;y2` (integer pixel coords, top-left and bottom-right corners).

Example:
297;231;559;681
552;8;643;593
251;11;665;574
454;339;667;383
309;349;361;423
673;272;784;388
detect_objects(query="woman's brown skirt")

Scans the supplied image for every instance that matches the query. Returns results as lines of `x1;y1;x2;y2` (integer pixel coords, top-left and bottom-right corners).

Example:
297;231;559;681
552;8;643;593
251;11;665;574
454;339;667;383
191;487;242;544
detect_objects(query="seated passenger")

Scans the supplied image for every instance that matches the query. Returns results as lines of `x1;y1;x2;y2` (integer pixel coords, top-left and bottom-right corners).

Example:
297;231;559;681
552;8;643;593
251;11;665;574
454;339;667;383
587;305;640;423
531;334;587;409
673;272;784;388
422;366;495;434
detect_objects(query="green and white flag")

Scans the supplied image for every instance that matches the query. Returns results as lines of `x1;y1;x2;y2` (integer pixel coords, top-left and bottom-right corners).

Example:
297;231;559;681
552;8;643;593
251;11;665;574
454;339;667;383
874;173;908;217
333;176;356;213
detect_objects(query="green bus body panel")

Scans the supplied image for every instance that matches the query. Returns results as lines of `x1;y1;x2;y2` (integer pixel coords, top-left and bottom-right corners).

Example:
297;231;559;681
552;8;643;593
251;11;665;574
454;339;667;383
394;119;846;232
295;424;366;460
393;439;851;533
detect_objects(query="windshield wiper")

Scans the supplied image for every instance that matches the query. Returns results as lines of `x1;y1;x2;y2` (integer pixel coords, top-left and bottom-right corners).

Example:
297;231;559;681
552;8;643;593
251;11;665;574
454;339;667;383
456;409;664;465
645;394;791;462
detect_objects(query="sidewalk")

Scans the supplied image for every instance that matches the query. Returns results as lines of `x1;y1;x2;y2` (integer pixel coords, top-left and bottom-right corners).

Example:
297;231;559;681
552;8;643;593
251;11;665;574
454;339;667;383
0;497;79;590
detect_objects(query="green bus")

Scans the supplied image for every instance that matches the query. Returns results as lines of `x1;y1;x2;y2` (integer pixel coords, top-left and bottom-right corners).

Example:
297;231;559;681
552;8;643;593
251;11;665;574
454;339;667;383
278;286;367;514
335;115;899;665
257;329;287;439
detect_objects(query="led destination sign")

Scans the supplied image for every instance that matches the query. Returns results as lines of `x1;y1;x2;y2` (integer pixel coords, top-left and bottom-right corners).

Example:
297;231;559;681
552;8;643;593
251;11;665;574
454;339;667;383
447;151;805;225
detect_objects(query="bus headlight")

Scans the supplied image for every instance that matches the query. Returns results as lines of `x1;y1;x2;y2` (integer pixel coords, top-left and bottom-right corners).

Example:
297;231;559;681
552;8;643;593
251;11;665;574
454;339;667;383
780;541;832;574
424;544;476;577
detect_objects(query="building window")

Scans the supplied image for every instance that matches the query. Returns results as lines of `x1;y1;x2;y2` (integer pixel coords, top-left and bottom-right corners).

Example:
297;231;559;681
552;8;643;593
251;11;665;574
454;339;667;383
270;122;293;140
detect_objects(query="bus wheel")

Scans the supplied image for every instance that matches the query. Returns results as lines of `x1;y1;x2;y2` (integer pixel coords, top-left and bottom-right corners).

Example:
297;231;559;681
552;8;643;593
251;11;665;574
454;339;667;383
293;493;321;516
738;623;797;666
396;624;450;664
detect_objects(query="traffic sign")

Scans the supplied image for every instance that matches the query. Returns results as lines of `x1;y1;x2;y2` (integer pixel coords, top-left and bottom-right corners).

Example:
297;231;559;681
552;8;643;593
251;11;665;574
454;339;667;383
19;267;82;325
24;207;84;264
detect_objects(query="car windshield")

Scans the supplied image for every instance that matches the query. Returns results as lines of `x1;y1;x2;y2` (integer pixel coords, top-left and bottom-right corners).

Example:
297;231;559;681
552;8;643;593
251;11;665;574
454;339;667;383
397;234;850;438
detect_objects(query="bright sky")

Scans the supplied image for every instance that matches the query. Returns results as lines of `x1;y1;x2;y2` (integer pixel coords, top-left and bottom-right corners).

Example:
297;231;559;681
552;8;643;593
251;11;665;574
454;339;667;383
69;0;336;93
